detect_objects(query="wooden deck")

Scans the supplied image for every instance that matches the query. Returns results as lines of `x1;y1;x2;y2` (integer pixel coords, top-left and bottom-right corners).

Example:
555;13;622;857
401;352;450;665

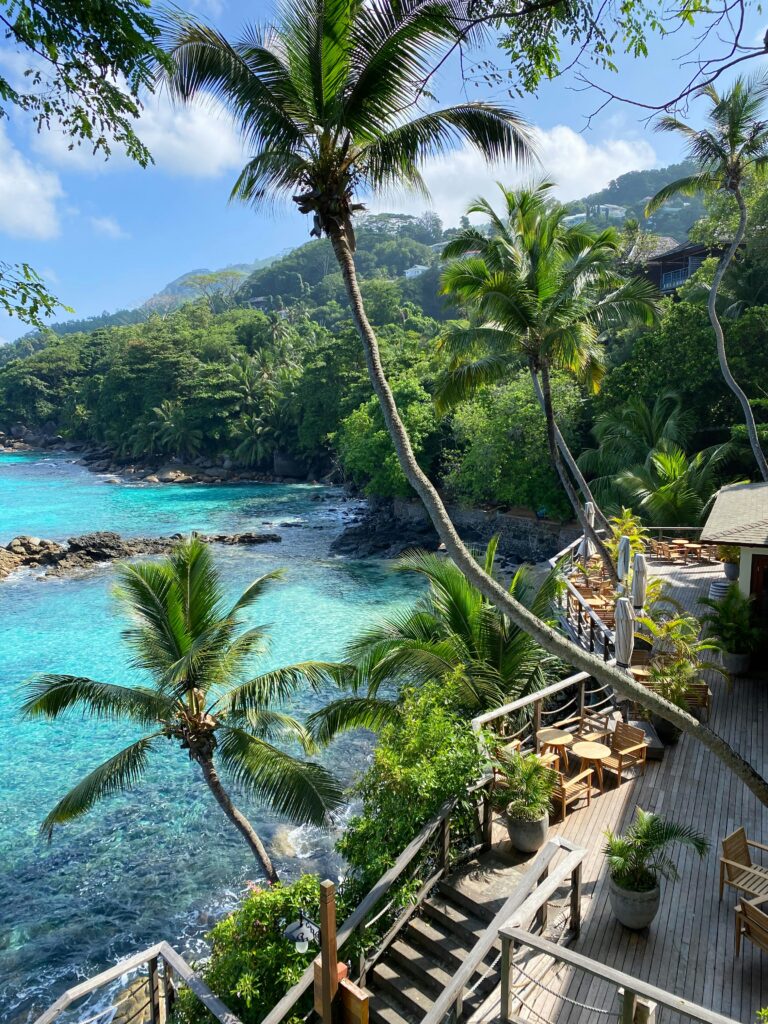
476;559;768;1023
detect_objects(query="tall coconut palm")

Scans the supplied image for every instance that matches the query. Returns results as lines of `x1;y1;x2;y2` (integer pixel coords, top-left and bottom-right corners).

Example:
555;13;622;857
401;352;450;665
578;390;693;504
21;538;343;882
159;0;768;809
307;538;562;743
438;182;660;580
647;73;768;481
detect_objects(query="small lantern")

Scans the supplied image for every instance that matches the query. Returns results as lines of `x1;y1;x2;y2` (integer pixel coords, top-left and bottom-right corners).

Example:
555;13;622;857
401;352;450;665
284;912;320;954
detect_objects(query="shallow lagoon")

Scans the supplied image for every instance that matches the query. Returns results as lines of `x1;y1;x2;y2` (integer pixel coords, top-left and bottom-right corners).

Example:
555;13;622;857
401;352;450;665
0;454;418;1021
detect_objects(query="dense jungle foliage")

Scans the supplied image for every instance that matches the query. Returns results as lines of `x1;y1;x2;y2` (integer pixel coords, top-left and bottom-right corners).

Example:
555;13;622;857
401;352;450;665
1;190;766;519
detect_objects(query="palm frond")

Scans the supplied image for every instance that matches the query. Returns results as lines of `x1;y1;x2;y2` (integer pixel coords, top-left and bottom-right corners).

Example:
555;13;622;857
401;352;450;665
20;675;173;725
306;696;401;744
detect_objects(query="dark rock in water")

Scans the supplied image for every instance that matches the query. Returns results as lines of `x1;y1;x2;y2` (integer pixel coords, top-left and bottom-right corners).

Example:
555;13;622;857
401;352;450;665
331;505;439;558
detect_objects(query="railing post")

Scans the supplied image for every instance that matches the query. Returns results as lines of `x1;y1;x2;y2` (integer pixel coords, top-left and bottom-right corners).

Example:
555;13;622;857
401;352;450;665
589;617;595;653
481;787;493;850
500;935;513;1023
439;816;450;873
532;700;542;750
162;959;176;1020
147;957;160;1024
536;867;549;932
578;677;586;720
603;630;611;662
454;989;464;1023
570;862;582;939
576;603;583;642
620;988;636;1024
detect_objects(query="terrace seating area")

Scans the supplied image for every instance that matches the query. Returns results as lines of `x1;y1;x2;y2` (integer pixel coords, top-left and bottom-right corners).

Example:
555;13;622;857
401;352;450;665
476;557;768;1023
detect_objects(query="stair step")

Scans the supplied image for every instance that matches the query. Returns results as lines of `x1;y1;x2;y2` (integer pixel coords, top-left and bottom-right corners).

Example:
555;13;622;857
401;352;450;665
422;895;490;944
437;880;497;923
366;987;412;1024
387;939;453;993
406;916;497;973
372;961;436;1020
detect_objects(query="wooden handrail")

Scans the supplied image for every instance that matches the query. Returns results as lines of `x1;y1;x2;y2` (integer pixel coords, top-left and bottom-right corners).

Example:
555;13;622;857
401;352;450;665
421;837;585;1024
500;927;740;1024
261;788;488;1024
33;942;242;1024
471;672;589;731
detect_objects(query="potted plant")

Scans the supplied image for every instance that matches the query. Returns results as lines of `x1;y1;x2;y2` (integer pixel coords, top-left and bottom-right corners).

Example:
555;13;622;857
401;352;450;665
604;809;708;930
700;584;761;675
493;750;556;853
717;544;741;582
647;660;699;745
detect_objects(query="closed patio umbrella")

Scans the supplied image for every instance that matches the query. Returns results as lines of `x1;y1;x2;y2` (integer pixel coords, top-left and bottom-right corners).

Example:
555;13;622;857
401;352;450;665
617;535;631;583
578;502;595;560
632;552;649;612
614;597;636;670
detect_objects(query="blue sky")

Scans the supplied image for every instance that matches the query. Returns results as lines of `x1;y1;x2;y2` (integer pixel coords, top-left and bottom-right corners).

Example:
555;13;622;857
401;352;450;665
0;0;765;343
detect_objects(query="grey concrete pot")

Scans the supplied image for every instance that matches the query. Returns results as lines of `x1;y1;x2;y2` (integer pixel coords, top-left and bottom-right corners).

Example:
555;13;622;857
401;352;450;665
507;811;548;853
723;562;739;581
608;877;660;930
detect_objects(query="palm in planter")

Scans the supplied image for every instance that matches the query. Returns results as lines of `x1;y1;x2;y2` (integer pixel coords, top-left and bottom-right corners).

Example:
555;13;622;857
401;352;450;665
700;584;761;675
717;545;741;582
646;660;700;746
21;538;343;882
493;749;557;853
605;809;708;930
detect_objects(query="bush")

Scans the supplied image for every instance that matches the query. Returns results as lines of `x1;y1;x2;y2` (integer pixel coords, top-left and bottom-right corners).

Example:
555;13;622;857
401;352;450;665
172;875;354;1024
337;680;487;890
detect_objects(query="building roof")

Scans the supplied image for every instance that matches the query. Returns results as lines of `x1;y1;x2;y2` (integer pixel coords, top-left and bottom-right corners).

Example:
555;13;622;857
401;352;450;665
701;482;768;547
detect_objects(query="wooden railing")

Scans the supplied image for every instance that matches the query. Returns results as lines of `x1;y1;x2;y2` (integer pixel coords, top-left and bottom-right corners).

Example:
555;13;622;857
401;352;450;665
421;836;586;1024
471;670;615;753
261;777;495;1024
33;941;241;1024
498;928;742;1024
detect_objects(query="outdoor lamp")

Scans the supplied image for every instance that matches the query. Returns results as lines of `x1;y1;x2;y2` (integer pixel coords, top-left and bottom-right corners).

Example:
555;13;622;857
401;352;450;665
283;911;320;954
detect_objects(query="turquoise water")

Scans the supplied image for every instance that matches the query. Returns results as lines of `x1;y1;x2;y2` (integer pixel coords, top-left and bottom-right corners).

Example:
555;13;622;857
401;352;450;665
0;454;417;1022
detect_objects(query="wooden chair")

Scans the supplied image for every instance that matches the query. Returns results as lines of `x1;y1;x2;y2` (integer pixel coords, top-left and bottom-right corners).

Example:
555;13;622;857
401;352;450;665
735;896;768;956
575;710;613;743
720;828;768;902
551;768;593;820
641;680;712;721
601;722;648;786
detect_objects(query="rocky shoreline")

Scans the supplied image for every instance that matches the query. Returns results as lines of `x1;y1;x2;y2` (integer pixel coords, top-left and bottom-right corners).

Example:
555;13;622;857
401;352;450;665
0;530;282;582
0;426;326;486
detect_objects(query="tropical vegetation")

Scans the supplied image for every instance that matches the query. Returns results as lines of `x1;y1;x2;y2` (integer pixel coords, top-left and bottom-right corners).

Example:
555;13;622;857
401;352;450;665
605;809;708;892
20;538;343;881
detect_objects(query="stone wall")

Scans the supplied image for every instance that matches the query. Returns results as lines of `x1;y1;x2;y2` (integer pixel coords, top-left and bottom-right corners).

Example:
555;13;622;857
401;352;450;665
392;499;579;562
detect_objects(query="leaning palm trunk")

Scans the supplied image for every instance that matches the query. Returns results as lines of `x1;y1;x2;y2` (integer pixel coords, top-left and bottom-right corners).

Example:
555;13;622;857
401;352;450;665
536;364;618;583
530;371;610;532
330;230;768;808
709;188;768;481
197;753;278;882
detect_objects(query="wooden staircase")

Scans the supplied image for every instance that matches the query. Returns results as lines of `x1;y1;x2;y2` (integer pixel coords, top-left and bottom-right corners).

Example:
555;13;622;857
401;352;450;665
364;882;502;1024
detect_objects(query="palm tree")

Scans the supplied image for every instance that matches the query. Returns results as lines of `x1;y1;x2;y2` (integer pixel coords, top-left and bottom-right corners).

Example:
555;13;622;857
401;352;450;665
150;398;203;459
578;390;693;505
307;538;562;743
616;442;735;526
604;808;708;892
438;182;659;578
159;0;768;809
647;73;768;481
21;538;343;882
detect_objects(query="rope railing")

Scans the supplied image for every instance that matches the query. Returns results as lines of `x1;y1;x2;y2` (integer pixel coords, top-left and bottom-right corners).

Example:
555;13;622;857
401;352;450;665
499;928;742;1024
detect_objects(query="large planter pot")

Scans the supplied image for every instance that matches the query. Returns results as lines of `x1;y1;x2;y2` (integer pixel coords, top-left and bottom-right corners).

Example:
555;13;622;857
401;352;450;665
651;714;682;745
507;812;549;853
723;562;739;581
723;650;751;676
608;877;661;930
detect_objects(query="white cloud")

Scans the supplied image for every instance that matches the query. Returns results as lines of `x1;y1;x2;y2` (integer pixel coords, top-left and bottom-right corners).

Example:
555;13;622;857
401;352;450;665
33;91;246;179
90;215;129;239
0;124;63;239
373;124;656;226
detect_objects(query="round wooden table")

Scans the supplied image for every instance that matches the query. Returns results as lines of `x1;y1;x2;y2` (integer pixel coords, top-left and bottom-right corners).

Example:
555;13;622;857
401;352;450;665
571;740;611;793
536;728;573;771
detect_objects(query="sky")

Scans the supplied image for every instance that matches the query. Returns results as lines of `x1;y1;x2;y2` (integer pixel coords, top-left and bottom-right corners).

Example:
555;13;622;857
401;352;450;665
0;0;765;344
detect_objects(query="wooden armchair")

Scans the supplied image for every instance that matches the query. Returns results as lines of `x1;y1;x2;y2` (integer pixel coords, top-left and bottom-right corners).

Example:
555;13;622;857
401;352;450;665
551;768;593;820
575;710;613;743
600;722;648;786
735;896;768;956
719;828;768;902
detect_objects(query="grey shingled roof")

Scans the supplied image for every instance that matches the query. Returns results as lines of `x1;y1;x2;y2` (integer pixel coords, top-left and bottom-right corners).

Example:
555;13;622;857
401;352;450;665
701;482;768;546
